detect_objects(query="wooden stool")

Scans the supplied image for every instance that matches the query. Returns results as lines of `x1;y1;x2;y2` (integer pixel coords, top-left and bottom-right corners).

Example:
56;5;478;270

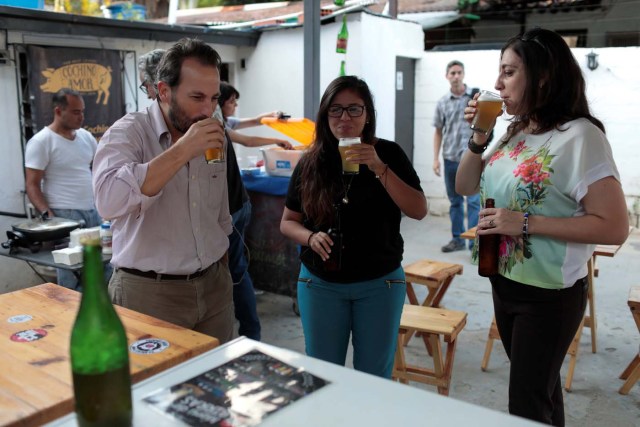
403;259;463;346
393;304;467;396
619;286;640;395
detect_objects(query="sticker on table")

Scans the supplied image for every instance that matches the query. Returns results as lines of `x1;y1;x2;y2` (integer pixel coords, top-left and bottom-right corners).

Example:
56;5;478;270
11;328;47;342
7;314;33;324
130;338;170;354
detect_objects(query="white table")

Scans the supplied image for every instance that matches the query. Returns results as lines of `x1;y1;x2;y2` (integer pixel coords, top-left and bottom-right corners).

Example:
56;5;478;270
46;337;541;427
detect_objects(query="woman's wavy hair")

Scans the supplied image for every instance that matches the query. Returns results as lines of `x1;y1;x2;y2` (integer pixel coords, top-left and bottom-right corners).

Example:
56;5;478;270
501;27;604;141
298;76;376;226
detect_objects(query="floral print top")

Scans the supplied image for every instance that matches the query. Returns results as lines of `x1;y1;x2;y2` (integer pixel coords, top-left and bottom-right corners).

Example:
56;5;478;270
473;118;620;289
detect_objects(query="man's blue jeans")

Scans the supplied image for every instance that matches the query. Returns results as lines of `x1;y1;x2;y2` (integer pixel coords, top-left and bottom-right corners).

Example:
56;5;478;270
230;200;261;341
53;208;112;290
444;159;480;247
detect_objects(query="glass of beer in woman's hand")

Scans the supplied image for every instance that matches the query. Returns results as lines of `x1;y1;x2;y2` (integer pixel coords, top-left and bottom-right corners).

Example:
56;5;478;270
471;90;503;135
205;105;225;164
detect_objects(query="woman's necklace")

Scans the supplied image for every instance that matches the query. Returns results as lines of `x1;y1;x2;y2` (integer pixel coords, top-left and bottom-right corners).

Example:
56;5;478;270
342;174;355;204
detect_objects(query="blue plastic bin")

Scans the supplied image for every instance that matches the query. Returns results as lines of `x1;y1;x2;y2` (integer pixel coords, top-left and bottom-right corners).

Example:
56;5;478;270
102;2;146;21
0;0;44;9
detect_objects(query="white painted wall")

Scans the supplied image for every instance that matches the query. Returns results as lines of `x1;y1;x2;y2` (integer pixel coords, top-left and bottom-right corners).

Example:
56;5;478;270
232;13;424;166
0;50;25;215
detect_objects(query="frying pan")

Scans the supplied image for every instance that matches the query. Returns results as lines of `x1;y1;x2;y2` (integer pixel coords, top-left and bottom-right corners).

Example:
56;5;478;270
10;216;83;243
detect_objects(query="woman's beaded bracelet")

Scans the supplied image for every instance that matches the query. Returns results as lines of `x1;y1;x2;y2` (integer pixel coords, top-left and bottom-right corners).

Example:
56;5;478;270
467;135;488;154
307;231;316;247
522;213;529;239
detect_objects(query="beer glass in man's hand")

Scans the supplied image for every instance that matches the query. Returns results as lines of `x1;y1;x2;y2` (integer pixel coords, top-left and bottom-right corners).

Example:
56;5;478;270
205;105;225;164
471;90;503;135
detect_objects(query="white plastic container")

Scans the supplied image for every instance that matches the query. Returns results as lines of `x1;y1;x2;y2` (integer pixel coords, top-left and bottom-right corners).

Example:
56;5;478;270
100;221;113;255
52;247;83;265
260;147;304;177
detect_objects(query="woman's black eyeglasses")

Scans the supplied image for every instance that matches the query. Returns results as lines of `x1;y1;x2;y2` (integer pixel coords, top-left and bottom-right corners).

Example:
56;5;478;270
139;83;149;95
328;104;365;118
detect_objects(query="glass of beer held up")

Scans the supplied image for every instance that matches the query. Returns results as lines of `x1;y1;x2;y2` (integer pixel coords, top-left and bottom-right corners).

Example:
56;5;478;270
205;105;225;164
338;137;361;174
471;90;503;135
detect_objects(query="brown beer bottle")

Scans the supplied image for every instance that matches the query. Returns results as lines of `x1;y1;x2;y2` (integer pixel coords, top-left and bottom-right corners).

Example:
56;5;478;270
478;198;500;277
324;227;343;272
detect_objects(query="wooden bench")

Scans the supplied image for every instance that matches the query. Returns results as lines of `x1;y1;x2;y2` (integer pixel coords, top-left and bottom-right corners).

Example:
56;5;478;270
393;304;467;396
619;286;640;395
402;259;464;346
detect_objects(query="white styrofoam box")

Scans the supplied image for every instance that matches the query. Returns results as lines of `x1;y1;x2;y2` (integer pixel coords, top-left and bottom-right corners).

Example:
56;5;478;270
52;246;83;265
69;226;101;248
260;147;305;177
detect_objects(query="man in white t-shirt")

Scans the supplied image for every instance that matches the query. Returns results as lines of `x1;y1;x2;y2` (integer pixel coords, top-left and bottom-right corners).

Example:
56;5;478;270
24;88;102;289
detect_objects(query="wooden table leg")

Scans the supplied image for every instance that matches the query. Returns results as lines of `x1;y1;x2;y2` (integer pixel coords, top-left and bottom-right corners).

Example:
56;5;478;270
430;276;454;309
394;330;409;384
425;333;447;395
587;257;597;353
402;283;420;346
564;316;586;392
619;355;640;395
481;317;500;372
405;281;419;306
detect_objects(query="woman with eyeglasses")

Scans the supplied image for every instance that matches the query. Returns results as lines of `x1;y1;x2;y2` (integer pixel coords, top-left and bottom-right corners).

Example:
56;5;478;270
280;76;427;378
457;28;628;425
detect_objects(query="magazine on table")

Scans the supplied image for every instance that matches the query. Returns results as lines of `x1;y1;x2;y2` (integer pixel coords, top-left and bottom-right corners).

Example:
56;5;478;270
143;349;330;426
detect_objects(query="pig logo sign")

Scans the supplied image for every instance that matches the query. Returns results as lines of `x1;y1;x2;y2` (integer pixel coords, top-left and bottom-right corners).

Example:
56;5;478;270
40;62;112;105
27;46;124;138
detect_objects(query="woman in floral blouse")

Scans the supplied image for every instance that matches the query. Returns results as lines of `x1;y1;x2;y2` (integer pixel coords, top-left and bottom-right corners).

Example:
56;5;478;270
456;28;628;426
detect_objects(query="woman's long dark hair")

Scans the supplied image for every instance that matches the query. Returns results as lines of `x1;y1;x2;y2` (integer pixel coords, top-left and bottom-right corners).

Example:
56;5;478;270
298;76;376;226
501;27;604;141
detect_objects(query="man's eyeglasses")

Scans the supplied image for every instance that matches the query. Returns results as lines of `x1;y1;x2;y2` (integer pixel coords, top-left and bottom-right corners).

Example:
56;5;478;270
328;104;365;118
139;83;149;95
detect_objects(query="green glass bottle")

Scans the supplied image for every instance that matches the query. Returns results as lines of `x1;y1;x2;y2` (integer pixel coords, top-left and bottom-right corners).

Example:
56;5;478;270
336;15;348;54
70;238;132;427
339;60;346;77
334;0;345;6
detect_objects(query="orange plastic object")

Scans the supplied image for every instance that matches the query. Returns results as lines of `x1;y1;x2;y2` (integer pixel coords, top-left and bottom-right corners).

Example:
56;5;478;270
261;117;315;146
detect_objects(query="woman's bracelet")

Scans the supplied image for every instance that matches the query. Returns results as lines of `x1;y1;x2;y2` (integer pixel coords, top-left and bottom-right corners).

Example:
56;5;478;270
375;164;389;179
467;135;488;154
522;213;529;239
307;231;316;247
